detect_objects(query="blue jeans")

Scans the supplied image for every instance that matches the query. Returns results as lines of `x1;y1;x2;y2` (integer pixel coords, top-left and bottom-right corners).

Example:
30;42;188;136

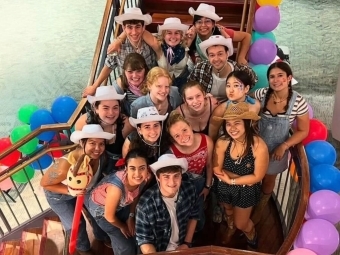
88;199;137;255
45;190;108;251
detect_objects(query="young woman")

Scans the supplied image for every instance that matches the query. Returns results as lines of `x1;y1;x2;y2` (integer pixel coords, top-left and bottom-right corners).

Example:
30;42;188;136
75;86;135;165
87;149;150;255
187;3;251;65
213;102;268;248
209;70;261;141
41;124;115;255
175;81;218;135
122;106;169;164
252;62;309;224
166;111;214;231
112;53;149;116
130;67;182;118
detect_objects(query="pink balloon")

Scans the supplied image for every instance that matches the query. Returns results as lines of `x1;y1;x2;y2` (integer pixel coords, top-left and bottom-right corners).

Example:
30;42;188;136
287;248;317;255
0;165;14;190
307;103;313;119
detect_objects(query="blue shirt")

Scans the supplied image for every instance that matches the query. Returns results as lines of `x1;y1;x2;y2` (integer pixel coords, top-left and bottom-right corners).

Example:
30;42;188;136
135;180;199;252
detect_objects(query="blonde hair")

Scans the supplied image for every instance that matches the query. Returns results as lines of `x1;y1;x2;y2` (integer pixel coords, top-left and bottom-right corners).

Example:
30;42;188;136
166;111;190;135
142;67;173;95
158;30;187;48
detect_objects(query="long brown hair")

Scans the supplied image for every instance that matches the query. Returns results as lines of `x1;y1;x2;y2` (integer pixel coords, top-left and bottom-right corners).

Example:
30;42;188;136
121;53;149;91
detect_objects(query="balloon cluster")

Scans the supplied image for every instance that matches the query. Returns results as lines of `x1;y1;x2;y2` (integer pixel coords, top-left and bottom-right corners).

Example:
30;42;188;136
249;0;281;91
291;105;340;254
0;96;78;190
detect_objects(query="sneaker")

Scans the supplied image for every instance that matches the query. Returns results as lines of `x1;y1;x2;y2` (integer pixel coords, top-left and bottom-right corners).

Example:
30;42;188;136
245;231;258;249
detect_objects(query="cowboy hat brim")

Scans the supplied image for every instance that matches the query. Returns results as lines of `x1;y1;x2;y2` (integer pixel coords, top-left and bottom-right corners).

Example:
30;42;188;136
129;113;168;128
188;7;223;21
199;37;234;58
158;23;189;33
150;157;188;175
115;13;152;25
70;131;115;144
87;93;126;104
213;112;261;122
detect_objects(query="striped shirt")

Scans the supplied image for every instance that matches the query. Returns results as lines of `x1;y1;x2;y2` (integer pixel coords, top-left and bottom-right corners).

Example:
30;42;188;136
254;87;308;126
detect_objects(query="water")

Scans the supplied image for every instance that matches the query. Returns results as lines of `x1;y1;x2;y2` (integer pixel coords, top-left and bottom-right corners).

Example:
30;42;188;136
0;0;106;137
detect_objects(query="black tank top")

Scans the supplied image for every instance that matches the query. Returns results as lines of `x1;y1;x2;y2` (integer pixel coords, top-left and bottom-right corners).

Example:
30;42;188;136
105;124;125;155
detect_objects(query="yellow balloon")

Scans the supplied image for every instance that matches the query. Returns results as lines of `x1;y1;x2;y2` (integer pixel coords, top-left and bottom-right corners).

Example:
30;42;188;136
257;0;282;7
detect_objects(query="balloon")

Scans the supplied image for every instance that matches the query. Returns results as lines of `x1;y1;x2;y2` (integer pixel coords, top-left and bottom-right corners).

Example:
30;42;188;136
49;133;69;158
30;145;53;170
30;109;56;142
307;190;340;224
294;219;339;255
51;96;78;123
17;104;39;124
287;248;316;255
253;6;280;33
257;0;282;7
0;137;21;167
302;119;328;145
251;31;276;44
12;166;35;183
305;140;336;166
250;64;269;91
10;125;38;154
307;103;313;119
0;166;14;191
310;164;340;193
249;39;277;65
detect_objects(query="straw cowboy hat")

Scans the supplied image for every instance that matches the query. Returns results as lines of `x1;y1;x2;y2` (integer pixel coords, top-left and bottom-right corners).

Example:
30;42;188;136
213;102;261;121
87;86;126;104
188;3;223;22
199;35;234;58
70;124;115;144
150;154;188;175
114;7;152;25
129;106;168;128
158;17;189;34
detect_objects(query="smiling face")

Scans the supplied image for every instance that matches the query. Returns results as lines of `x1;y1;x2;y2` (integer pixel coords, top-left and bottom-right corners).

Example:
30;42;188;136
95;100;120;125
82;138;106;159
169;120;194;147
126;157;149;186
123;23;144;44
226;76;249;102
148;76;171;102
183;85;205;112
138;121;162;144
225;119;246;141
124;67;145;87
194;17;214;38
207;45;228;70
163;29;182;47
268;67;292;92
157;170;182;198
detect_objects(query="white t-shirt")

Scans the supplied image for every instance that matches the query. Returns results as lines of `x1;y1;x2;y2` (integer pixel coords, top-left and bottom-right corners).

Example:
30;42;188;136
162;193;180;251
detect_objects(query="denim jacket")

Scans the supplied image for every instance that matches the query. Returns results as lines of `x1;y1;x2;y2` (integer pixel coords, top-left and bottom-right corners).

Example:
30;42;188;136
130;86;182;118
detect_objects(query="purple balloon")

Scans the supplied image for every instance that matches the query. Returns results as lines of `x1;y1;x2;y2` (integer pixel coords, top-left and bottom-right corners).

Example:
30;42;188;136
249;39;277;65
307;103;314;119
307;190;340;224
253;6;281;33
294;219;339;255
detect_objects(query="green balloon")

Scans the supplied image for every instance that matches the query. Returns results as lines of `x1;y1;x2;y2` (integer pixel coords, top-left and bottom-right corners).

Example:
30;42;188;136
251;31;276;44
12;166;35;183
17;104;39;124
10;125;38;154
250;64;269;92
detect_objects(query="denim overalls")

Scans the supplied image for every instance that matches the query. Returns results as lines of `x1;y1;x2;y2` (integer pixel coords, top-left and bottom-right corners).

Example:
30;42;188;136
258;91;297;175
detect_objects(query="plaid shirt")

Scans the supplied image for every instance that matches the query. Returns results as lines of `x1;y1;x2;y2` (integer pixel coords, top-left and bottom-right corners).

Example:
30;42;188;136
105;39;157;72
188;60;258;93
135;180;199;252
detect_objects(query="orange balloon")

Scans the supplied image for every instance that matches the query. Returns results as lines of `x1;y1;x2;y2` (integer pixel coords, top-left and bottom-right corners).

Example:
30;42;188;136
257;0;282;7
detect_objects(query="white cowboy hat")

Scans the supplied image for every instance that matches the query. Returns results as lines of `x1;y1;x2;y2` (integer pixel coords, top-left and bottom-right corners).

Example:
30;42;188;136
188;3;223;22
87;86;126;104
158;17;189;34
129;106;168;128
199;35;234;58
150;154;188;175
70;124;115;144
114;7;152;25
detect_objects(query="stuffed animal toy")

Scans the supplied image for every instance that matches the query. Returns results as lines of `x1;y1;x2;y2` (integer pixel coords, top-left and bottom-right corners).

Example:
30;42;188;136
66;152;93;196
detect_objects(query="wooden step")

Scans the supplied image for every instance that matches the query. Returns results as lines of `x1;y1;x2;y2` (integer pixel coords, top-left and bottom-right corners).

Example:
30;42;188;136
0;240;21;255
20;228;42;255
40;217;65;255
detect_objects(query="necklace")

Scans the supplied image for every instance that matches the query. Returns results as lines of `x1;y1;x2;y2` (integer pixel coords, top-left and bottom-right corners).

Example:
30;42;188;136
233;142;244;165
127;37;142;53
214;61;228;77
272;94;287;104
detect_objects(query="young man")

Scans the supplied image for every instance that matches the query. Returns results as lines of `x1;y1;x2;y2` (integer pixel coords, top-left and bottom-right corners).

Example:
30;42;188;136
188;35;257;101
135;154;199;253
83;7;157;97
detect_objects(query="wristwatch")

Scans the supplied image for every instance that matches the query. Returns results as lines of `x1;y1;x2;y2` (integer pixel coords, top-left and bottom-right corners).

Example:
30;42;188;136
129;213;135;218
183;241;192;248
204;184;211;189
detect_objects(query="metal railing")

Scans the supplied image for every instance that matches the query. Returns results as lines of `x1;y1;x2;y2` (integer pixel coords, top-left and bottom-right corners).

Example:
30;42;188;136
0;0;309;254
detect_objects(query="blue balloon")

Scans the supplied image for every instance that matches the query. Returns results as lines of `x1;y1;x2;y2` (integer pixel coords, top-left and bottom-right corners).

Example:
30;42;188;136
30;145;53;170
305;140;336;166
51;96;78;123
30;109;56;142
250;64;269;92
252;31;276;44
310;164;340;193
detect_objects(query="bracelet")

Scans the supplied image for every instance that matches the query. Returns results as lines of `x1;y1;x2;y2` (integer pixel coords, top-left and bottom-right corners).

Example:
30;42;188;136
231;179;236;185
204;184;211;189
115;37;123;44
283;142;290;150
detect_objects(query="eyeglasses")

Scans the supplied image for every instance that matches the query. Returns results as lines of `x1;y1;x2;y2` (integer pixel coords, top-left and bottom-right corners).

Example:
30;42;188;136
195;19;213;27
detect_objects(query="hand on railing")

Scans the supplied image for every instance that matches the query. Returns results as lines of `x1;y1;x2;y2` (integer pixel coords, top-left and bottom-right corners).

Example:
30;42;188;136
107;40;122;55
82;86;97;97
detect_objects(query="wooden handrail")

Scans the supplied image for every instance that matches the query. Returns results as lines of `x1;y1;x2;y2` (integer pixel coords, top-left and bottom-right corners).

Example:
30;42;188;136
246;0;256;34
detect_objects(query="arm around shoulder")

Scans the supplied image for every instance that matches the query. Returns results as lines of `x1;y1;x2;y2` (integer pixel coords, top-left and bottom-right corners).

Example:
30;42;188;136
75;114;88;131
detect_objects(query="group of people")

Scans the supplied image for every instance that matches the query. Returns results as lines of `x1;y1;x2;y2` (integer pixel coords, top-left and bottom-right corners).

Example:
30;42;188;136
40;3;311;255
